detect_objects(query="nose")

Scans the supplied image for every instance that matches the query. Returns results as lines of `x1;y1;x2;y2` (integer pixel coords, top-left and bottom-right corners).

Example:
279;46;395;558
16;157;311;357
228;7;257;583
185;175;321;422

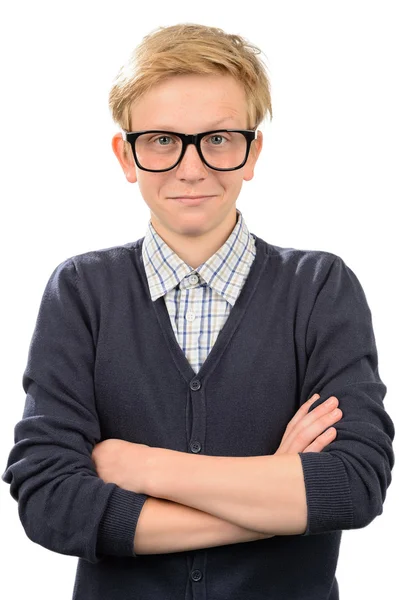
176;142;208;179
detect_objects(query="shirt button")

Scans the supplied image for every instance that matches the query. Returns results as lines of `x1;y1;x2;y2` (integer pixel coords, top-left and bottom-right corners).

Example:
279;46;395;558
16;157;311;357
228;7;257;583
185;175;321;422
189;274;199;285
190;379;201;391
186;311;195;321
190;441;202;453
191;569;203;582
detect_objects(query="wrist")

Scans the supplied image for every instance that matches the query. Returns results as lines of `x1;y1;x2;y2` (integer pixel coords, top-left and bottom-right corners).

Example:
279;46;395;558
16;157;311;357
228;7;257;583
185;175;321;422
145;446;183;498
144;445;165;496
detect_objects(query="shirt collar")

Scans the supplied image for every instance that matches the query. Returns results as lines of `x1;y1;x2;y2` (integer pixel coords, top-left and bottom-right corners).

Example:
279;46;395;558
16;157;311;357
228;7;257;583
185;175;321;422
142;208;255;305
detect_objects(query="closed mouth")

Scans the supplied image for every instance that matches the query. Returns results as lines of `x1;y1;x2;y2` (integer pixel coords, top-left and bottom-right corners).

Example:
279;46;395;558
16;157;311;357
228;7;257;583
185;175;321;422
172;195;214;199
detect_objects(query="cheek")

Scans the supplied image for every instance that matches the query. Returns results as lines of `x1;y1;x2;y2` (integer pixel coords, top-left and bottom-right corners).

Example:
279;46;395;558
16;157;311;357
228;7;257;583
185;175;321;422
209;174;238;195
221;174;243;195
136;173;167;201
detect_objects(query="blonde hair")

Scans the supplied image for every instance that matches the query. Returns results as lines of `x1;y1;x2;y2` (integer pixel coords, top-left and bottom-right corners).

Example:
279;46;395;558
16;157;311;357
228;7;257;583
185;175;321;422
108;23;273;158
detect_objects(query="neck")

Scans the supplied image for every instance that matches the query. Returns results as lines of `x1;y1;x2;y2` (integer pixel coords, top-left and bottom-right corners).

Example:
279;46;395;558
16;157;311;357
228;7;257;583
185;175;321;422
151;208;239;270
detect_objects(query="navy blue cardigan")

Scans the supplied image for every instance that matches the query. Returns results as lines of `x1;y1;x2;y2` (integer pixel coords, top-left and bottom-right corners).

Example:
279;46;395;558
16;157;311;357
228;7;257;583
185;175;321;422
2;233;395;599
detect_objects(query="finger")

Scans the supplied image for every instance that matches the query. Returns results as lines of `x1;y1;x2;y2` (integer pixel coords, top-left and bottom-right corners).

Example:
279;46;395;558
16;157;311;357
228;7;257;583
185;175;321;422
302;427;337;453
302;401;341;430
283;394;321;436
282;394;338;445
281;407;342;453
280;394;338;448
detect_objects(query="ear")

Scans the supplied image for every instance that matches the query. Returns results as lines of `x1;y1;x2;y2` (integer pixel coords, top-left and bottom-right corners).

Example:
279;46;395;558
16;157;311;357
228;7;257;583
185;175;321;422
242;130;263;182
111;133;137;183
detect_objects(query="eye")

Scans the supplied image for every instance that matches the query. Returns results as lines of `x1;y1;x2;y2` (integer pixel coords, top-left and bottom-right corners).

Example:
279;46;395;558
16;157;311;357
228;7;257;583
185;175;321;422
204;134;230;146
154;135;174;145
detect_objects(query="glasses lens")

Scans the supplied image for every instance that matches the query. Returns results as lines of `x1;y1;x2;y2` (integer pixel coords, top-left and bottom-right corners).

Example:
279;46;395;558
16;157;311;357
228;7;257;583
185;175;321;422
135;132;182;171
200;131;247;169
134;131;248;170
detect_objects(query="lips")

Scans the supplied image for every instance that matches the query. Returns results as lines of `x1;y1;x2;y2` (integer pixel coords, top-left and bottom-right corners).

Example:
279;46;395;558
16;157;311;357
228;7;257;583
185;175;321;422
172;195;214;205
172;196;213;199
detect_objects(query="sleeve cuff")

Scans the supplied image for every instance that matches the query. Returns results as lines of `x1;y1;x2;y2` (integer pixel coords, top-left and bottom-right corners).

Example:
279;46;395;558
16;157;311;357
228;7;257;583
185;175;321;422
298;451;354;535
96;486;149;558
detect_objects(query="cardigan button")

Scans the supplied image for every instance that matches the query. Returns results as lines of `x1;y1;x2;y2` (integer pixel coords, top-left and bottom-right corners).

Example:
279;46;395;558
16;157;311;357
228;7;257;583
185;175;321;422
190;441;202;453
191;569;203;582
190;379;201;391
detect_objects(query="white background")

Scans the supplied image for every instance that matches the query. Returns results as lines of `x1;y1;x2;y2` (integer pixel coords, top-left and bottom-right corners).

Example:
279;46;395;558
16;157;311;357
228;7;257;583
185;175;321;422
1;1;398;598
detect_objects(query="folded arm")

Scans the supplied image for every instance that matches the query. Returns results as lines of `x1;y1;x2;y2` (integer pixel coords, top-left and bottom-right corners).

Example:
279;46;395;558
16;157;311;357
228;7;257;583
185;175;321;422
134;497;272;555
146;450;307;535
144;256;395;537
1;259;148;562
297;256;395;535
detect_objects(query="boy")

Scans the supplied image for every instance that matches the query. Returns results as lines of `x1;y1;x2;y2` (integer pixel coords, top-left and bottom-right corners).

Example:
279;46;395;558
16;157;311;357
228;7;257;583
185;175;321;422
2;23;395;600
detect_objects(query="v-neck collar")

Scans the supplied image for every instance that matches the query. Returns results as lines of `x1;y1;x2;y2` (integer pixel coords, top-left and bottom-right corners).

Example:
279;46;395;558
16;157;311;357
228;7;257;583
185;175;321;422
138;234;269;383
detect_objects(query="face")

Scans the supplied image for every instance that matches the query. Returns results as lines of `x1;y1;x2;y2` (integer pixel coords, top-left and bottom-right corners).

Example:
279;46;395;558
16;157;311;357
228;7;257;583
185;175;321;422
112;73;263;250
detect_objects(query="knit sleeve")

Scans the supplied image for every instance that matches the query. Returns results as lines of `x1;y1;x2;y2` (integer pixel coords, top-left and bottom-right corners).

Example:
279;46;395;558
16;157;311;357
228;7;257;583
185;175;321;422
1;258;148;562
298;255;395;536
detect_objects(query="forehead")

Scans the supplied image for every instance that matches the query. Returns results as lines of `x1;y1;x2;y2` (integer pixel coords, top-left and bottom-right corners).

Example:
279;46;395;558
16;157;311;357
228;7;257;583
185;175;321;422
130;73;248;130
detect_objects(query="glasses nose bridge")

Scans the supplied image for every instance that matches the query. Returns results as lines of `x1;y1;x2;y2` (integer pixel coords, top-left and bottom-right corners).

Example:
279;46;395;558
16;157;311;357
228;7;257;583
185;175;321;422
179;133;203;164
183;133;199;145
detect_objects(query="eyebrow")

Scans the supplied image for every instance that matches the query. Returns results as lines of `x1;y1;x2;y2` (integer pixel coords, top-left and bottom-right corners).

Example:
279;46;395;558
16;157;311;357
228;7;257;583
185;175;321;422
150;117;239;131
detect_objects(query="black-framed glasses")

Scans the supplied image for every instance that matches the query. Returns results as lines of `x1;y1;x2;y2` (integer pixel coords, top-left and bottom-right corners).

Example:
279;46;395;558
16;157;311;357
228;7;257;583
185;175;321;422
121;129;257;172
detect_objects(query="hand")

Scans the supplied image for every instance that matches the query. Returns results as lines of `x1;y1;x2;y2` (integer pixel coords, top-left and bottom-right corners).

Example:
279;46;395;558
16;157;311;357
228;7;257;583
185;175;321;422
91;439;151;494
275;394;342;455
